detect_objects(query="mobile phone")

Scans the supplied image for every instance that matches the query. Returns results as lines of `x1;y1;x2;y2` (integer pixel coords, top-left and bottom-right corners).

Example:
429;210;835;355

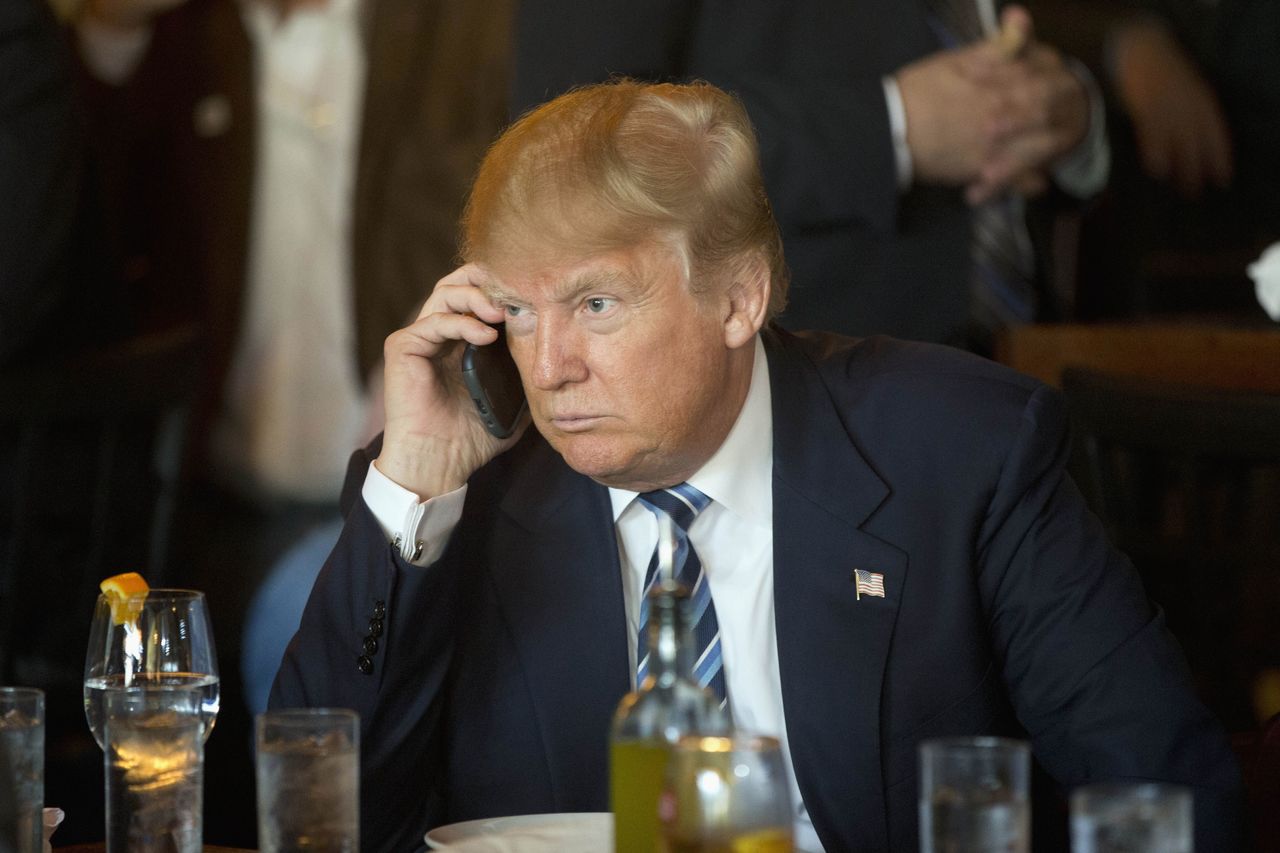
461;327;527;439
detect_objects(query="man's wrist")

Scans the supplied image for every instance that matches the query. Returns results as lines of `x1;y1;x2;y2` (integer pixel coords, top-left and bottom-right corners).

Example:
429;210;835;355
1051;58;1109;198
373;435;475;502
362;462;467;566
1104;13;1176;86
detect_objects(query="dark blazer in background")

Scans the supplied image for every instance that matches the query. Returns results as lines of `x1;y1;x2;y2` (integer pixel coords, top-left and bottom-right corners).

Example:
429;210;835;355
512;0;1075;347
273;328;1243;852
0;0;87;364
74;0;510;461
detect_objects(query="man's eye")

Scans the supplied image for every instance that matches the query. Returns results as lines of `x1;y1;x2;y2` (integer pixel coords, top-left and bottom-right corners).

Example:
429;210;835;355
586;297;614;314
504;304;523;317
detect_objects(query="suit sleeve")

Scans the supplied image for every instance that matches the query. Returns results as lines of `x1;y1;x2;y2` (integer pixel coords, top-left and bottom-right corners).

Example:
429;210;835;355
975;385;1245;852
270;443;463;852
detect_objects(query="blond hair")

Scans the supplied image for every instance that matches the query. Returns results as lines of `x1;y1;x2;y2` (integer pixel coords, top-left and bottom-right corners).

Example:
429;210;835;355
462;80;789;318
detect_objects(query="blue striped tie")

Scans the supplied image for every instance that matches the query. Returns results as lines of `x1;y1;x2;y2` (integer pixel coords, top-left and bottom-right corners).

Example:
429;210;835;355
635;483;725;703
926;0;1038;348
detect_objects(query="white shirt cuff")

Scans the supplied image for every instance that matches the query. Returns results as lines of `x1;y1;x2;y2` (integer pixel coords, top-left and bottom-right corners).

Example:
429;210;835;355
76;14;152;85
882;75;914;192
361;461;467;567
1051;58;1110;198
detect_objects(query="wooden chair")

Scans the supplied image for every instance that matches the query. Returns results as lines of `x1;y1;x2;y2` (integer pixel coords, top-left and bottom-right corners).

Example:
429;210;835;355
1061;367;1280;732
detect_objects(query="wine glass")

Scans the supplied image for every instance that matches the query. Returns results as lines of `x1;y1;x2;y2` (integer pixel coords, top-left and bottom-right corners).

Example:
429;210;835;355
83;588;220;748
660;734;795;852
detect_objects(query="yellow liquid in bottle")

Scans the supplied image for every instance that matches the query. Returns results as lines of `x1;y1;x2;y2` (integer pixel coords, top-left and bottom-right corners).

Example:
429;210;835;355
663;827;795;853
611;740;671;853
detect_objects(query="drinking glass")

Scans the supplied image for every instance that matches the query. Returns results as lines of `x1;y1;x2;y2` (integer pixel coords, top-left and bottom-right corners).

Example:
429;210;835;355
919;737;1030;853
256;709;360;853
84;589;220;748
104;685;204;853
0;687;44;853
660;734;794;852
1070;783;1192;853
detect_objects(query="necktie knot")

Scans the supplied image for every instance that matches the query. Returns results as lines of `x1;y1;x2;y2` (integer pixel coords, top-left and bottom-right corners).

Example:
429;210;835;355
636;483;711;532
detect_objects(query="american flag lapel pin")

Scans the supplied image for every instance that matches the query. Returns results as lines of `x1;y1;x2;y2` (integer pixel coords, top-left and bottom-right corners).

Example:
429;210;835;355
852;568;886;601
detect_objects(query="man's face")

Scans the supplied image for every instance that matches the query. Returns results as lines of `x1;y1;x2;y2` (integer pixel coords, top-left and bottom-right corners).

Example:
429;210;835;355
485;241;750;492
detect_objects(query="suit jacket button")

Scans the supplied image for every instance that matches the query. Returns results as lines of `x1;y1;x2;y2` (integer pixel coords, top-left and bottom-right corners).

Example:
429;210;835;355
357;655;373;675
363;636;378;656
373;601;386;619
368;617;384;638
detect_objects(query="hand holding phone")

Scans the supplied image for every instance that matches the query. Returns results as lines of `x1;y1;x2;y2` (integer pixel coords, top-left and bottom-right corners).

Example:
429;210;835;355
376;264;517;500
461;327;527;439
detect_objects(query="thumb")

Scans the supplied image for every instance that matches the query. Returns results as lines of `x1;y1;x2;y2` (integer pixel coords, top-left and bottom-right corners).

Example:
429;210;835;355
997;5;1034;58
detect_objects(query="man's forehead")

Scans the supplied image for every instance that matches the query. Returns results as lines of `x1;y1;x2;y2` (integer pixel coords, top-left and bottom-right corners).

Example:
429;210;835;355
481;243;682;303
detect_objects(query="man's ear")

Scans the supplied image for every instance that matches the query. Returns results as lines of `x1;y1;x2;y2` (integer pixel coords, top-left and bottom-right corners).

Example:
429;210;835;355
723;250;771;349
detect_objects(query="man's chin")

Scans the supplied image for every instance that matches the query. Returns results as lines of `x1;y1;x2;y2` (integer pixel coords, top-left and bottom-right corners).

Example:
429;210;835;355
544;432;643;487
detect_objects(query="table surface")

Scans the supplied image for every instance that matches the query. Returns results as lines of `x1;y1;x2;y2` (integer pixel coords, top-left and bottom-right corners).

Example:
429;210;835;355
996;321;1280;393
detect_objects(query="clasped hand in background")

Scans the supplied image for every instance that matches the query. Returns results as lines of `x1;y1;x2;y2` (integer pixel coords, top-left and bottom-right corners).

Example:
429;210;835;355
896;4;1090;205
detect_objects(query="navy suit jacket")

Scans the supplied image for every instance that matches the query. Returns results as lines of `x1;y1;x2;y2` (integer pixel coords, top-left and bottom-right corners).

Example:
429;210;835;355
272;329;1243;852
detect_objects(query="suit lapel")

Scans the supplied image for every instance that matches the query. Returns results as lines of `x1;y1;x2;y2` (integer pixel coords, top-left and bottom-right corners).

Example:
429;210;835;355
488;441;631;808
765;331;907;853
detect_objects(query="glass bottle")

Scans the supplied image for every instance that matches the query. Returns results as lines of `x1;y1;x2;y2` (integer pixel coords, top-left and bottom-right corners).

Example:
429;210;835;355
610;578;731;853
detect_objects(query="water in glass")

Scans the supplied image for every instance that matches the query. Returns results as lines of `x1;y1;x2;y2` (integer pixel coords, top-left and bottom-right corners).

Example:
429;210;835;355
105;687;203;853
918;737;1030;853
256;711;359;853
922;786;1030;853
0;692;43;853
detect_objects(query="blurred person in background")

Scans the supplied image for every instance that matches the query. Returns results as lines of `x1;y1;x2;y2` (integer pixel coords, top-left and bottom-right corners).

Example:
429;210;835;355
514;0;1109;353
1063;0;1280;319
1;0;128;842
73;0;510;504
0;0;91;367
69;0;510;841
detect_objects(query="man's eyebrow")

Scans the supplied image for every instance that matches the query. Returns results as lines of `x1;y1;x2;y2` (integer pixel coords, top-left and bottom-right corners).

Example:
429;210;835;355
486;268;635;306
478;281;510;304
548;268;632;302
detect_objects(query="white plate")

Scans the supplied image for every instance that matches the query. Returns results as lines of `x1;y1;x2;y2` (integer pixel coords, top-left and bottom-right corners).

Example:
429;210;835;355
425;812;612;850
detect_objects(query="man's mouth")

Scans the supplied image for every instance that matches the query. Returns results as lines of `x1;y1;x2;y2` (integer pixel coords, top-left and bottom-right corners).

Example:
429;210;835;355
548;414;605;432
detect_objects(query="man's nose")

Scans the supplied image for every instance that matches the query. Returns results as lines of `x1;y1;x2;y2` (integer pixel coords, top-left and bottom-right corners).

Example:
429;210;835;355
529;316;588;390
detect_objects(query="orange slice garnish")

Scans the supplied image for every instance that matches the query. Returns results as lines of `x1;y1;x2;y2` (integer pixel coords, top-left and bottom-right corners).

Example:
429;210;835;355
100;572;150;626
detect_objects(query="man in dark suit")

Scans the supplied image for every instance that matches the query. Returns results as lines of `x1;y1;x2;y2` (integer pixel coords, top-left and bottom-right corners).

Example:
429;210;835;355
512;0;1105;350
273;81;1242;852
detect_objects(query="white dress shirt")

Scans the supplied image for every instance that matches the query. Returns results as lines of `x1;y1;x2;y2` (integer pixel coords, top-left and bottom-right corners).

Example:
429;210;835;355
79;0;374;503
362;337;826;851
209;0;372;502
